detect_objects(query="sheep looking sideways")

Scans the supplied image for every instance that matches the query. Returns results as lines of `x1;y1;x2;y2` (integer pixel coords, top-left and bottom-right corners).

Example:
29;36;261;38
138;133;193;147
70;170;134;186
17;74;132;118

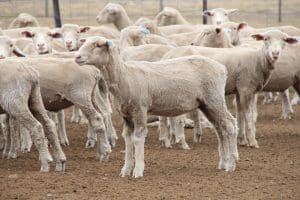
75;36;239;178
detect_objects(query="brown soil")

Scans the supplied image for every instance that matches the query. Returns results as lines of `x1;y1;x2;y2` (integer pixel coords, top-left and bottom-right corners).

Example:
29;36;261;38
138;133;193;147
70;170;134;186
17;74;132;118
0;103;299;200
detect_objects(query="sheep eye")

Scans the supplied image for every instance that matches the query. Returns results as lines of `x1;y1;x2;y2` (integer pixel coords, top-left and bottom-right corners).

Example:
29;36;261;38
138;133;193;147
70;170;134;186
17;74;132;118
9;44;13;47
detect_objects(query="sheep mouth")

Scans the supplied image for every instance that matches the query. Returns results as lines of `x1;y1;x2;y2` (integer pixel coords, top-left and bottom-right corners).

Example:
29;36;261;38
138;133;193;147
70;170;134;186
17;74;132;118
75;59;86;65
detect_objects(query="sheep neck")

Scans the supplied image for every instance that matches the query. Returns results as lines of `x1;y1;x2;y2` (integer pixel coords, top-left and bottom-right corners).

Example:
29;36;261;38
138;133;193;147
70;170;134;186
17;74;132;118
115;11;131;31
257;45;276;88
101;47;129;101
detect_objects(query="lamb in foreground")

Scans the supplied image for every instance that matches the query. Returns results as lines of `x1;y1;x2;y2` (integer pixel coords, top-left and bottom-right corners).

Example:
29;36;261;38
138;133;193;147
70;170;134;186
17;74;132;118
75;36;238;178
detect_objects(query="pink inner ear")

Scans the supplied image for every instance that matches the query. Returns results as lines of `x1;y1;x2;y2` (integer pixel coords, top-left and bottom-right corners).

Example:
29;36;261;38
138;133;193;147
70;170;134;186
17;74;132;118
238;23;247;31
22;31;33;38
251;34;264;41
284;37;298;44
80;27;90;33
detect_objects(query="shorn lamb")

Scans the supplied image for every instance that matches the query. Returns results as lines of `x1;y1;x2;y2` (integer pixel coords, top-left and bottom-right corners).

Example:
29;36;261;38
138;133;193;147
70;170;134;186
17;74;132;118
75;36;238;178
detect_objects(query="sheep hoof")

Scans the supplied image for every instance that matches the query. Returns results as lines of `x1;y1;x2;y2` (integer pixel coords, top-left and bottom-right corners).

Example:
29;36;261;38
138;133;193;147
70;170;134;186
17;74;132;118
60;140;69;146
40;163;50;172
120;165;133;177
193;135;201;143
132;167;143;178
85;139;95;148
238;137;248;146
7;152;17;159
181;143;191;150
55;161;66;172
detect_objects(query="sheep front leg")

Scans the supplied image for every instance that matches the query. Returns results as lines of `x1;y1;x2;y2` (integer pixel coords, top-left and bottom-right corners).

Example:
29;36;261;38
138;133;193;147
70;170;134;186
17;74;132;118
0;115;5;151
120;122;134;177
190;110;203;144
2;115;10;158
244;94;259;148
20;126;32;153
158;116;171;148
236;94;247;146
280;90;293;120
132;109;147;178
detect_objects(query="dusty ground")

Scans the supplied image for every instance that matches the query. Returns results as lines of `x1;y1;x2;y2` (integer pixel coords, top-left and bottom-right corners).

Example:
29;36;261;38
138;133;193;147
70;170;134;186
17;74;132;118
0;102;299;200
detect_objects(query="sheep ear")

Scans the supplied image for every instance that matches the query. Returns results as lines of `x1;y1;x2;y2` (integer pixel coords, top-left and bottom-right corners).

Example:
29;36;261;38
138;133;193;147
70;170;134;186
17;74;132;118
203;10;214;16
226;9;238;14
238;22;247;31
141;27;150;35
13;46;26;57
22;31;34;38
79;38;86;44
284;37;298;44
80;27;90;33
251;33;264;41
49;32;62;38
191;43;195;46
216;27;221;34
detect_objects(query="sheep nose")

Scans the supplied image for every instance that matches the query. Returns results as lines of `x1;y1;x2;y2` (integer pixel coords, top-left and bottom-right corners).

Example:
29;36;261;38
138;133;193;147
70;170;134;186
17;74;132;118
216;21;221;25
37;43;45;48
76;55;81;60
66;41;72;45
272;51;279;57
0;55;5;59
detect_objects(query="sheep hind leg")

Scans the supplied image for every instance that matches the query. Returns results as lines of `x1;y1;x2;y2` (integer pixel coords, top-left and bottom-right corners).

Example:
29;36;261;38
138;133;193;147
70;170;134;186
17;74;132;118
201;98;239;172
79;106;111;161
2;115;10;158
120;120;134;177
29;85;66;172
0;116;4;151
132;109;147;178
7;117;20;159
57;110;69;146
158;116;171;148
170;115;190;150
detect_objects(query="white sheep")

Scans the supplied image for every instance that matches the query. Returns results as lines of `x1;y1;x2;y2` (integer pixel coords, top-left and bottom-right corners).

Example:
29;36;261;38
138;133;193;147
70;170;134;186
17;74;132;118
154;7;190;26
75;36;239;178
8;13;40;29
203;8;238;25
163;30;298;148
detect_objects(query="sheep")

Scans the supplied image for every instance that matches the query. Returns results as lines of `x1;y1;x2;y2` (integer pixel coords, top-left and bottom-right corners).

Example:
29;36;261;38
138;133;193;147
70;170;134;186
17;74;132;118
203;8;238;25
154;7;190;26
163;30;298;148
75;36;239;178
5;56;113;162
240;25;300;38
134;18;165;36
220;22;248;46
96;3;131;31
8;13;40;29
168;25;232;47
0;59;65;172
119;26;177;48
21;27;63;55
96;2;200;36
0;36;26;58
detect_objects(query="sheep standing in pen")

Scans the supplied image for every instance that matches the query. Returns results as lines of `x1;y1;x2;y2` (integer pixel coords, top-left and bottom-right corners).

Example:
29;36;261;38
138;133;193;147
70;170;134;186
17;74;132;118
8;13;40;29
0;60;65;172
75;36;239;178
59;23;118;148
163;30;298;148
203;8;238;25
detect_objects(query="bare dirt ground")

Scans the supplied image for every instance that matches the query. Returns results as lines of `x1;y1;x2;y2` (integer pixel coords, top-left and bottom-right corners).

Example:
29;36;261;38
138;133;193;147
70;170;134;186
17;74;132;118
0;102;299;200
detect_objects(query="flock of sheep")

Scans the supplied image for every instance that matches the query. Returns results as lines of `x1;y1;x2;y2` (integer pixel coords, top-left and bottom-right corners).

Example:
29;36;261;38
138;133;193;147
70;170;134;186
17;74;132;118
0;3;299;178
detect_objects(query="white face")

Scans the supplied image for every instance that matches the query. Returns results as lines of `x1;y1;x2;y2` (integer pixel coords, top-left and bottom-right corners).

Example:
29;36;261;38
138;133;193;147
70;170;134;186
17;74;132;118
23;29;61;54
75;37;111;66
252;31;298;62
204;8;237;25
